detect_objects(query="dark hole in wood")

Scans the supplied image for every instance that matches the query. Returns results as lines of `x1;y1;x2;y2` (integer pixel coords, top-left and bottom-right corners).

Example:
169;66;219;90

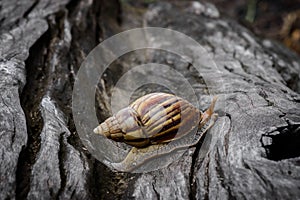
261;124;300;161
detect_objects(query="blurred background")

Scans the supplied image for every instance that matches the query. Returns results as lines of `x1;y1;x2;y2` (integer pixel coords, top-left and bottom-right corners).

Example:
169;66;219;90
122;0;300;55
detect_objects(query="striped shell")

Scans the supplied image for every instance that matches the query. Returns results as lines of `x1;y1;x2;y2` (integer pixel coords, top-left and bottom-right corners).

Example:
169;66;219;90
94;93;215;148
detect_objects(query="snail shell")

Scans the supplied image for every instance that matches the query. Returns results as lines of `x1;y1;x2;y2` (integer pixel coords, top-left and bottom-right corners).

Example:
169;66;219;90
94;93;217;148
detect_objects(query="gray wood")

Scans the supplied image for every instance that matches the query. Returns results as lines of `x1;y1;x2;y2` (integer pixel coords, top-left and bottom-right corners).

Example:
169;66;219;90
0;0;299;199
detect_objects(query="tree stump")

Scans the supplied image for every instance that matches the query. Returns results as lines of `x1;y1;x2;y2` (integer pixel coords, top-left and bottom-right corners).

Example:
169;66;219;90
0;0;299;199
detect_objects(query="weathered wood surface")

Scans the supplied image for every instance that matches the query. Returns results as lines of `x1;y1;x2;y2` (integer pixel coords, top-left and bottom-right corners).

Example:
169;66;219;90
0;0;299;199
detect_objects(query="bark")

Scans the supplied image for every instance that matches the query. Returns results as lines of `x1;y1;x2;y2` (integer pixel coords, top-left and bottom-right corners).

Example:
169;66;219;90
0;0;299;200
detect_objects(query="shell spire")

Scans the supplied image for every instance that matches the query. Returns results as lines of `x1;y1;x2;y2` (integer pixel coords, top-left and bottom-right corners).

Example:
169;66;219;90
93;121;110;137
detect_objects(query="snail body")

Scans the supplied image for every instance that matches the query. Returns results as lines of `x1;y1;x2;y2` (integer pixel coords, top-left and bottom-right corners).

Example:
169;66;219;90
94;93;217;148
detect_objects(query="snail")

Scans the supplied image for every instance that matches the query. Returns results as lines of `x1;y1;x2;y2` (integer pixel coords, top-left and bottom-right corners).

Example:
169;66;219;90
94;93;218;172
